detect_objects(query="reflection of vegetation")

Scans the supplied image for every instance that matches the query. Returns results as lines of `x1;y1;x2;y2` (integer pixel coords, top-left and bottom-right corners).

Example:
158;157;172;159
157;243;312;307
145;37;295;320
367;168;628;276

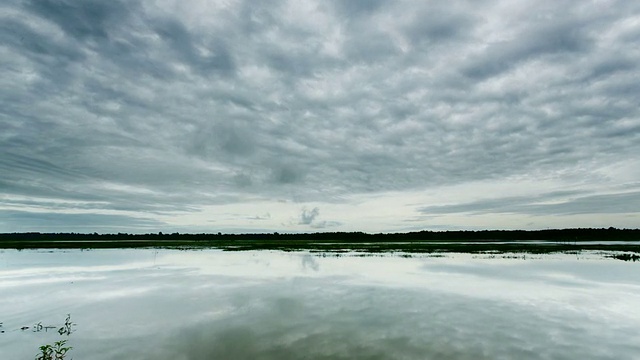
608;253;640;261
1;228;639;257
34;314;75;360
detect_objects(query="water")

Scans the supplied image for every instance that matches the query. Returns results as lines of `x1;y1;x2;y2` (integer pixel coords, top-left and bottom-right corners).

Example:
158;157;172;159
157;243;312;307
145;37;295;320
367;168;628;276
1;249;639;359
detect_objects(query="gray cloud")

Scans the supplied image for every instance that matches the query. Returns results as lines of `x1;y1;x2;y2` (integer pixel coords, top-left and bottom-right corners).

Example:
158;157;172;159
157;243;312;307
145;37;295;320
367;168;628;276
25;0;133;41
299;207;320;225
1;0;640;232
0;210;162;232
462;18;594;80
152;17;236;77
295;207;340;229
331;0;386;18
420;190;640;216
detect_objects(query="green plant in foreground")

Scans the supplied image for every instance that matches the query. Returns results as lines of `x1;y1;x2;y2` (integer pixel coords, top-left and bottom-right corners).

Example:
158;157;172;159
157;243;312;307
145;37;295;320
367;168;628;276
35;314;75;360
36;340;72;360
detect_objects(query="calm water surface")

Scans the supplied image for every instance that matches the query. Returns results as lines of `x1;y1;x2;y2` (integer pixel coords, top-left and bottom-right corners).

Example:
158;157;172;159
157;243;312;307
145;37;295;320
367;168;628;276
1;249;639;359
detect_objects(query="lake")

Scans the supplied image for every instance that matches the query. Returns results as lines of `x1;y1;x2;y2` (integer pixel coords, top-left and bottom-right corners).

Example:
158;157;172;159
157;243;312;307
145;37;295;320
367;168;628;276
1;249;639;359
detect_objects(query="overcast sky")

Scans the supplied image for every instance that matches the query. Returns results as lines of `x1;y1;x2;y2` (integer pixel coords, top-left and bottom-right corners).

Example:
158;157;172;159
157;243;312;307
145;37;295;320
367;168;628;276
1;0;639;233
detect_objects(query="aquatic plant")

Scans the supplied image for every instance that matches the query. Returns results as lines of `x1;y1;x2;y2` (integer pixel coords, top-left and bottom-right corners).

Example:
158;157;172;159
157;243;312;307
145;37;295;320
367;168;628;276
35;314;75;360
36;340;72;360
58;314;75;336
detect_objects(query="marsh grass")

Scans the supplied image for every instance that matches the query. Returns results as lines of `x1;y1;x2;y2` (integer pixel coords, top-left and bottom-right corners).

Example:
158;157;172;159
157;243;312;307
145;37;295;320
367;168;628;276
608;253;640;261
2;229;640;256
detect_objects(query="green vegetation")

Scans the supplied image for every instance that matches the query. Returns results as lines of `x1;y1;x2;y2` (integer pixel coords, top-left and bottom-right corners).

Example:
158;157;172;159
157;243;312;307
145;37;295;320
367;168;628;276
36;340;72;360
607;253;640;261
34;314;75;360
1;228;639;256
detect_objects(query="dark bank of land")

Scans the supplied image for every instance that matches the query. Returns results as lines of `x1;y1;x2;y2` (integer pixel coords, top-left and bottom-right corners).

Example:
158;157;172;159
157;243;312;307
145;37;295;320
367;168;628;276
1;229;640;258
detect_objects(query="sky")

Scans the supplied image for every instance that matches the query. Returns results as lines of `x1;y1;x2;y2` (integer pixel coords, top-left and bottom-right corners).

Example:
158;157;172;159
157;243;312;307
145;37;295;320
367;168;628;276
1;0;639;234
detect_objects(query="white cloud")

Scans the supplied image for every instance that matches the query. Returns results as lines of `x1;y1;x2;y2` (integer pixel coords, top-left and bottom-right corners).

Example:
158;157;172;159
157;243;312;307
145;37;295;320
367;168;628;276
1;0;640;232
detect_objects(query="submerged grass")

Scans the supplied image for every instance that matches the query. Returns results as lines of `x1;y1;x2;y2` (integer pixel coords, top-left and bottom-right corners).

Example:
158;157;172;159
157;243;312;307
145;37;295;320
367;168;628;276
606;253;640;261
1;238;640;258
1;229;639;258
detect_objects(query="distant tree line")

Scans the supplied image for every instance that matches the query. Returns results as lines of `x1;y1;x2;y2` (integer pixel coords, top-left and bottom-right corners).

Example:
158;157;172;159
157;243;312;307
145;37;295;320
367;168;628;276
1;227;639;243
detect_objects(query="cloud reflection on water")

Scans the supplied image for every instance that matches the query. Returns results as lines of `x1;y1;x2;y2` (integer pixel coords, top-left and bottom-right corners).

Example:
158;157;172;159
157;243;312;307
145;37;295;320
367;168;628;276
1;250;639;359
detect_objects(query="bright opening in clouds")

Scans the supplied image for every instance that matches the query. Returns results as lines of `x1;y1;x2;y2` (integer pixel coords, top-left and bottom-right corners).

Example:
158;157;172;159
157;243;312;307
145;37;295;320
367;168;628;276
1;0;639;233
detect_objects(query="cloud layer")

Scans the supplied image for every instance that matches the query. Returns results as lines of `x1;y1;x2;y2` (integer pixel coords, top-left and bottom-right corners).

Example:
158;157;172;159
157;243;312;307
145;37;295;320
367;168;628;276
1;0;639;232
